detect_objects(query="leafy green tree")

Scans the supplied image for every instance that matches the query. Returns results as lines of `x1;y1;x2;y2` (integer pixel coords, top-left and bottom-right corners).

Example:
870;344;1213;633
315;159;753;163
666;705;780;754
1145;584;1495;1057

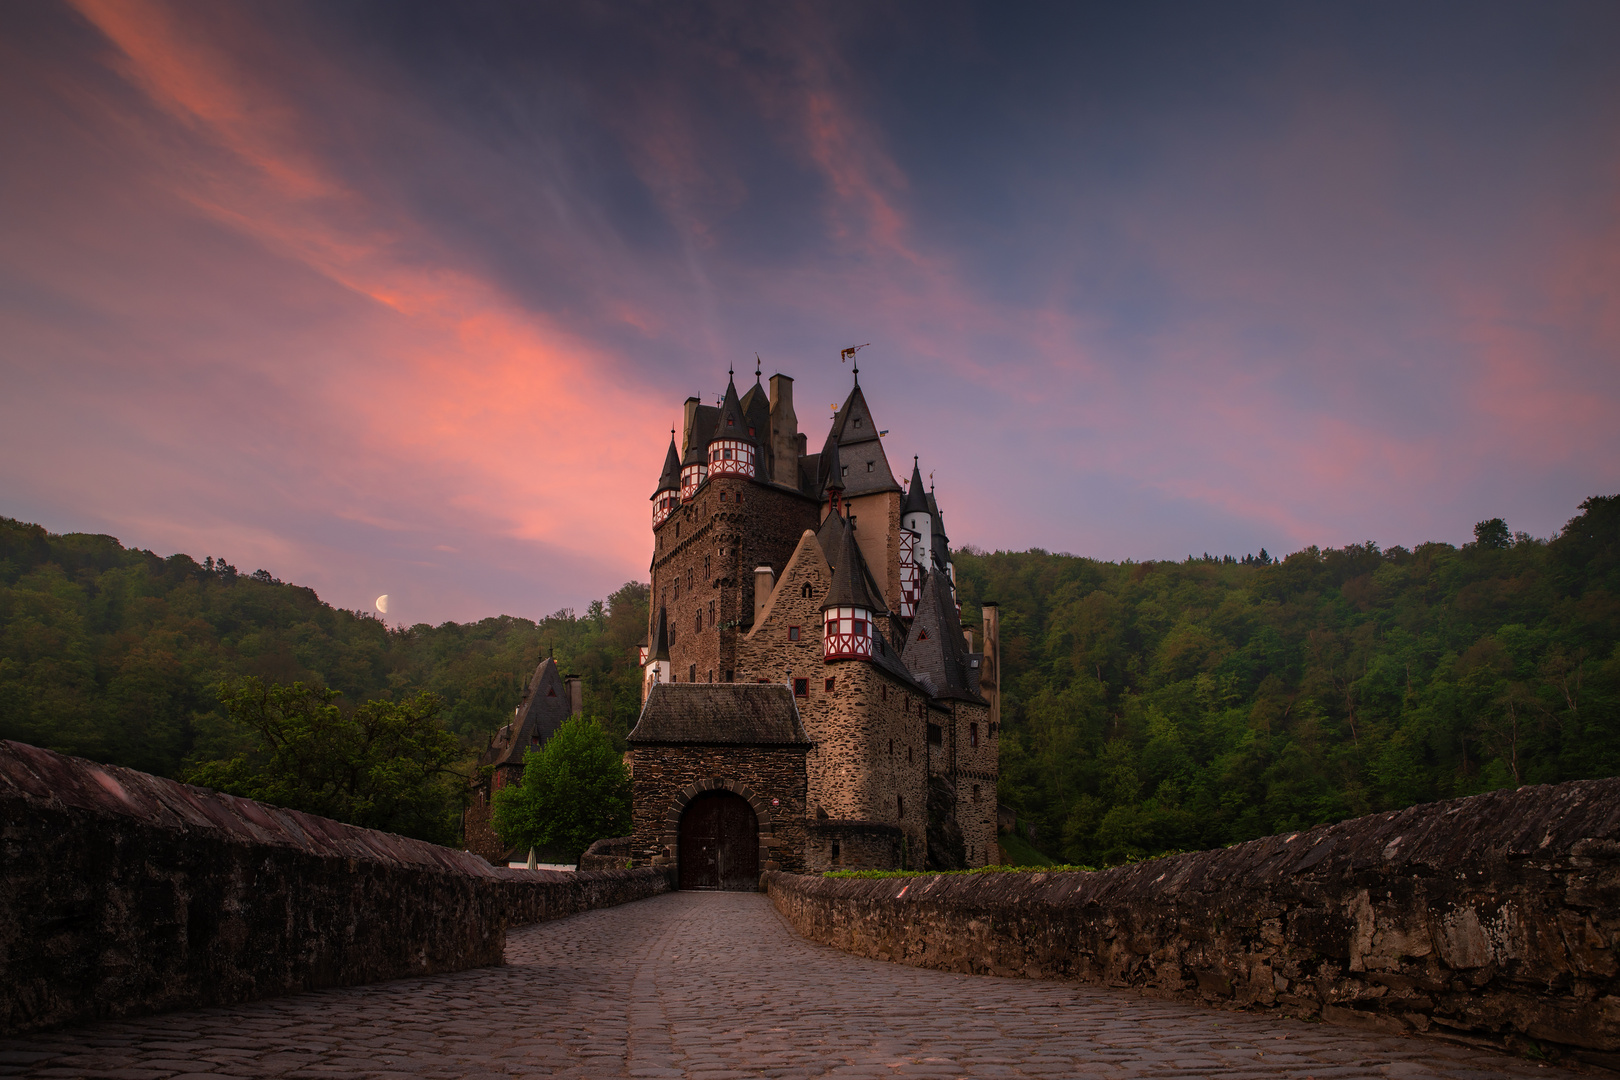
490;716;631;863
185;677;467;845
1473;517;1513;549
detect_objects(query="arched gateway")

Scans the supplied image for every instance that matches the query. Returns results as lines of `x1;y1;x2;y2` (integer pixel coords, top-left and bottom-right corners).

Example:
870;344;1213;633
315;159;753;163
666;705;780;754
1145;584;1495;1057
678;790;759;890
626;684;812;879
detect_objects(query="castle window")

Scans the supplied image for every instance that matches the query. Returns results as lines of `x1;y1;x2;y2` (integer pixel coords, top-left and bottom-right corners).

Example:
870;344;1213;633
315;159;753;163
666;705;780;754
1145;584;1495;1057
737;493;744;504
793;678;808;698
854;418;862;429
881;685;887;702
970;722;978;748
788;625;800;641
888;739;893;756
724;447;733;460
918;629;928;640
709;670;714;683
825;677;835;693
695;612;702;632
853;618;867;637
972;784;981;803
897;794;904;818
689;664;697;682
907;746;913;763
841;465;848;477
720;492;727;502
709;600;715;623
831;842;840;862
725;669;733;682
867;461;874;472
928;723;943;746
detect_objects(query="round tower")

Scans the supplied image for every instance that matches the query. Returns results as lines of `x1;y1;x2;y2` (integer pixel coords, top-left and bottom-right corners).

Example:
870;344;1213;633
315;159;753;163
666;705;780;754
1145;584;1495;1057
822;516;877;661
708;372;757;480
652;432;682;528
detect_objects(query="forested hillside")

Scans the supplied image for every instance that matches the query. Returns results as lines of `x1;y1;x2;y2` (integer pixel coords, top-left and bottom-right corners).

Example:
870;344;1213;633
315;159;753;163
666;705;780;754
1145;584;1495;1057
3;496;1617;865
954;496;1620;866
0;517;648;777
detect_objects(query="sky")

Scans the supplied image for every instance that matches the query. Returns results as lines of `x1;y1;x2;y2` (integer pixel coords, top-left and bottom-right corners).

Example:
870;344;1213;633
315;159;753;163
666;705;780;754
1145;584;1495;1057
2;1;1617;627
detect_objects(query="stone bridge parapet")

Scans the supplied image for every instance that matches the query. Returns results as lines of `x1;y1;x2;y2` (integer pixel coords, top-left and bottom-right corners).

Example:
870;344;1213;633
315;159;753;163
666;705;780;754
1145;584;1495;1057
0;740;672;1037
768;777;1620;1067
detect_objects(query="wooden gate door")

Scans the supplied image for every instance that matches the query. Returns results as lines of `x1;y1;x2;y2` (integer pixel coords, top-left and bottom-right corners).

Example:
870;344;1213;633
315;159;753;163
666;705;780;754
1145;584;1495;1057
678;792;759;890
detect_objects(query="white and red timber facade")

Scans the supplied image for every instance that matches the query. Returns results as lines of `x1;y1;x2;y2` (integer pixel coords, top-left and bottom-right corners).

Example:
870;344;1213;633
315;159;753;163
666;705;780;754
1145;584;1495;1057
626;358;1001;884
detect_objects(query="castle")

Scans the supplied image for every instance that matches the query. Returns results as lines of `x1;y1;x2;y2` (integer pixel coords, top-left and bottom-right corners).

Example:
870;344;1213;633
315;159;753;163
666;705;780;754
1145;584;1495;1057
623;358;1000;886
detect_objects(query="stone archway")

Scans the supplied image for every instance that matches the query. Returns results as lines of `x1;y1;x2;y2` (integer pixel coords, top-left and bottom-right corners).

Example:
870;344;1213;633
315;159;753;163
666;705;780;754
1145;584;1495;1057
662;778;776;890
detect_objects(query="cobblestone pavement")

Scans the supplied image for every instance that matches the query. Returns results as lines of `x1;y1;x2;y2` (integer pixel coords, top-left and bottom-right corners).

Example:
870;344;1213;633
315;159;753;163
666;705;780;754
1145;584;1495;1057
0;892;1590;1079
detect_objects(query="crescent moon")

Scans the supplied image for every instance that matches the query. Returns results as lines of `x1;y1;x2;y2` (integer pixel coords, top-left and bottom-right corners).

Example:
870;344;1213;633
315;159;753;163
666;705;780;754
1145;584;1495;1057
375;594;389;614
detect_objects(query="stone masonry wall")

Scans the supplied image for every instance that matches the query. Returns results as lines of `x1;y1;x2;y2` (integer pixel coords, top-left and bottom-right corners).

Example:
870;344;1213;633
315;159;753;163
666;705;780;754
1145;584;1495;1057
651;474;818;685
768;777;1620;1063
0;740;672;1037
950;698;997;867
628;743;808;873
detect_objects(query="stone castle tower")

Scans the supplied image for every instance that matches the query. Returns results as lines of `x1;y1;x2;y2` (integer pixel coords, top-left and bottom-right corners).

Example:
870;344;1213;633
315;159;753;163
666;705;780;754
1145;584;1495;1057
625;358;1000;885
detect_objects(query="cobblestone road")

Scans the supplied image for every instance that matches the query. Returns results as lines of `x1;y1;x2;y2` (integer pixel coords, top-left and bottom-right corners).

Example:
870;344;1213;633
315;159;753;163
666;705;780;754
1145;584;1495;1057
0;892;1588;1079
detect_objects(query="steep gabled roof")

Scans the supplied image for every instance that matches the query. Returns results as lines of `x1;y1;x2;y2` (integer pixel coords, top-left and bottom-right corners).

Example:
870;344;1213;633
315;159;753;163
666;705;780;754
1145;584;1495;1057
902;569;984;704
653;436;682;496
902;456;930;516
629;684;810;746
747;530;830;641
479;657;572;768
820;383;901;497
828;383;881;446
817;428;844;498
822;514;881;612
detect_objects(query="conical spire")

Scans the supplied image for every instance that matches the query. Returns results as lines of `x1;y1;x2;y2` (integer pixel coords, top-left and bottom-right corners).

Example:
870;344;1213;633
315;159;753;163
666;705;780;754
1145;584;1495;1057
827;382;881;446
902;455;929;515
822;513;879;612
711;371;752;444
650;605;670;662
653;432;681;495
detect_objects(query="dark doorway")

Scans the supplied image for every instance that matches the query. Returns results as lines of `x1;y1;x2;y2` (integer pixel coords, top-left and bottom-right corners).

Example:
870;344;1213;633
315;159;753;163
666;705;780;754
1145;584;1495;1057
678;791;759;890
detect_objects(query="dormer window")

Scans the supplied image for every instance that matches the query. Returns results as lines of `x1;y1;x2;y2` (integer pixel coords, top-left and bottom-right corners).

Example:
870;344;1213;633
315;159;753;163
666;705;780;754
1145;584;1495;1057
867;462;874;472
841;465;849;477
854;418;862;428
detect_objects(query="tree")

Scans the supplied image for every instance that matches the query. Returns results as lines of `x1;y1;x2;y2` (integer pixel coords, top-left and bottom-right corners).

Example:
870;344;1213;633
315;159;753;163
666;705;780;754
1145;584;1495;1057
1473;518;1512;550
185;677;467;845
490;716;631;863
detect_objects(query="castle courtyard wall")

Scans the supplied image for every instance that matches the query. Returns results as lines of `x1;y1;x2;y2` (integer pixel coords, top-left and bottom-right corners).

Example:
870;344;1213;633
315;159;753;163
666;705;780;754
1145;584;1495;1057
766;776;1620;1061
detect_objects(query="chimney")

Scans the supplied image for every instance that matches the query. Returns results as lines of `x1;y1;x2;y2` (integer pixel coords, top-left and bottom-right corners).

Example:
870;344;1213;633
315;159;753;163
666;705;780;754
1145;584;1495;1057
565;675;583;717
768;374;799;487
754;565;776;625
980;602;1000;727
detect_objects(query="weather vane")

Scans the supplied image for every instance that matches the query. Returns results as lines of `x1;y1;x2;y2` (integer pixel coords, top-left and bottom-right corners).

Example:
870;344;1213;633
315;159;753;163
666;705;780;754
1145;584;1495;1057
840;343;870;384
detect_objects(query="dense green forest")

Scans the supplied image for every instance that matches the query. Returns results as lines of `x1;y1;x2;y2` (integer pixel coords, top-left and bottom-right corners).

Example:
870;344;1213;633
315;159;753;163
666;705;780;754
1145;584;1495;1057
3;495;1616;863
0;517;648;779
954;496;1620;865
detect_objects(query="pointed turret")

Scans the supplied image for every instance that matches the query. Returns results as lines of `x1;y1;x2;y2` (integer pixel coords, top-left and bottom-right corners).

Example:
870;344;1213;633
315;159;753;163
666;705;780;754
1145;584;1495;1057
651;433;682;527
902;456;929;516
642;605;672;700
822;514;878;661
707;371;759;480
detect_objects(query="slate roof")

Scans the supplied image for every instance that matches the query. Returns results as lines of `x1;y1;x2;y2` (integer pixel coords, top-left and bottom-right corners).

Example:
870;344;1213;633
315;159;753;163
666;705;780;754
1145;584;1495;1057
628;683;811;746
902;456;930;516
814;511;889;616
823;383;901;497
738;377;772;446
480;657;572;768
653;436;681;496
709;376;754;447
682;404;720;465
902;569;985;704
822;514;881;612
650;605;670;662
